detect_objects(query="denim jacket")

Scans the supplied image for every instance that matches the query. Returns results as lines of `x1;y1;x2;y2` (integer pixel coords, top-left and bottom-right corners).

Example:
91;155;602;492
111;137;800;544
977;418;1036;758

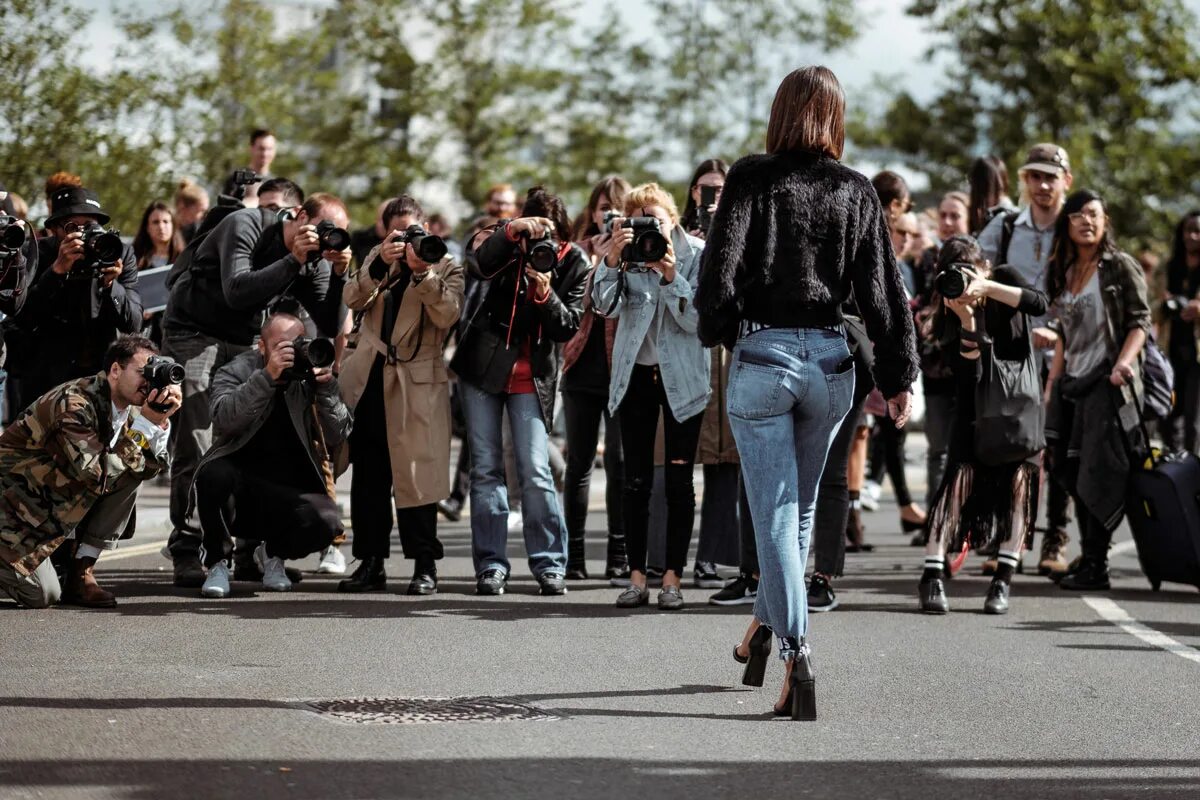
592;227;710;420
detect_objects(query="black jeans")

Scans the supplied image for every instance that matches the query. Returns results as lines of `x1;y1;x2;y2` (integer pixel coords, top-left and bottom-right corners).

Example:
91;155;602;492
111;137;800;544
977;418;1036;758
561;390;625;570
350;361;444;564
869;413;913;507
740;397;864;578
697;464;744;566
1074;493;1114;564
196;457;338;568
618;364;702;575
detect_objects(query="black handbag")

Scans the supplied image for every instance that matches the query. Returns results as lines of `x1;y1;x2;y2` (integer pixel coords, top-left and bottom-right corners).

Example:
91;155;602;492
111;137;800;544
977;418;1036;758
973;309;1045;466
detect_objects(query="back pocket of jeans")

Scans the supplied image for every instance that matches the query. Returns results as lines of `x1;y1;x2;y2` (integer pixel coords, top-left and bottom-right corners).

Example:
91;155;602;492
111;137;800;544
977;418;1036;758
727;347;790;420
825;356;855;422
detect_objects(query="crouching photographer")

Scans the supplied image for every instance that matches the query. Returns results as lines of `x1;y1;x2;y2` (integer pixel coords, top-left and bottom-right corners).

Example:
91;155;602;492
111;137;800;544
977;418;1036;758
195;313;351;598
449;186;589;597
337;195;464;596
0;336;180;609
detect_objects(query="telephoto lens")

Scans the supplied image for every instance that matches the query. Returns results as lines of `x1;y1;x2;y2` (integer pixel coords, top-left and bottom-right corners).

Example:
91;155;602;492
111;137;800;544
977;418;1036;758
934;264;967;300
284;336;337;382
621;217;669;264
399;225;448;264
142;355;184;412
527;238;559;273
311;220;351;262
81;223;124;268
0;215;26;256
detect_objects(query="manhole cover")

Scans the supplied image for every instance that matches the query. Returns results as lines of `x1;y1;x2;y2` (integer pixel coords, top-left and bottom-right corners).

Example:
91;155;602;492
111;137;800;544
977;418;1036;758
305;696;558;725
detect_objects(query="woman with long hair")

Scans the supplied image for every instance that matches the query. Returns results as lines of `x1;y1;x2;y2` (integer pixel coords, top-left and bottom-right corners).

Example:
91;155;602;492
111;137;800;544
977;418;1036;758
681;158;729;236
1161;210;1200;453
967;155;1013;235
1045;190;1150;591
696;66;918;719
560;176;631;582
917;236;1048;614
133;201;185;269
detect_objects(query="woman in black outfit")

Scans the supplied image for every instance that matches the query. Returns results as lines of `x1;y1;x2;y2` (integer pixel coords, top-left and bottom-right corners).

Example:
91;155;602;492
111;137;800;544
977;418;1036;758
918;236;1048;615
1162;210;1200;454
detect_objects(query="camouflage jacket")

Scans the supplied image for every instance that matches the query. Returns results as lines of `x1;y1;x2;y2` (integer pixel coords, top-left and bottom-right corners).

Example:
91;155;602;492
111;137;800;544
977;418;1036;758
0;372;167;575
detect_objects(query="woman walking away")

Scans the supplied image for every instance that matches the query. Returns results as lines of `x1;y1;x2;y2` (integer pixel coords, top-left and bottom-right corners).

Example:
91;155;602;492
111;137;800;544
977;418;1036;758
918;236;1048;615
1045;190;1150;591
696;66;918;719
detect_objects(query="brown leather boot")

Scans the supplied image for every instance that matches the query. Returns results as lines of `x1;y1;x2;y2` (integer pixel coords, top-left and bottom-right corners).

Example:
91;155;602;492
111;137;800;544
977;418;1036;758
1038;528;1071;577
62;556;117;608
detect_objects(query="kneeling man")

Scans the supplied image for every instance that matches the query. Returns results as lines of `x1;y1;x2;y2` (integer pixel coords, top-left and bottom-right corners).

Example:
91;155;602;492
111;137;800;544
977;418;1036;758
0;335;180;608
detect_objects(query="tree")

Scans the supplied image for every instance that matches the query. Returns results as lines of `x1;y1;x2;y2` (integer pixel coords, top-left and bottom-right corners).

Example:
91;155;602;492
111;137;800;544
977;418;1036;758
854;0;1200;248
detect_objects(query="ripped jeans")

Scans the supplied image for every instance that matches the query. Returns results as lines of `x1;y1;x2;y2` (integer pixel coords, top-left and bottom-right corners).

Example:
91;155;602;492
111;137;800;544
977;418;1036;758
727;327;854;659
618;364;703;576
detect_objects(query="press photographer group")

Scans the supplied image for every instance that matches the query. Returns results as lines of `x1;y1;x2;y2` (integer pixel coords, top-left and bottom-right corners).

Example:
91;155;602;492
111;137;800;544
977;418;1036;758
2;66;1198;723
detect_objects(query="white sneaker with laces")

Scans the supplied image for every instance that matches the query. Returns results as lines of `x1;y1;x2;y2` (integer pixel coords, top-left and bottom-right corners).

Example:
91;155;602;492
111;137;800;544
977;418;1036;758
317;545;346;575
201;563;230;598
258;544;292;591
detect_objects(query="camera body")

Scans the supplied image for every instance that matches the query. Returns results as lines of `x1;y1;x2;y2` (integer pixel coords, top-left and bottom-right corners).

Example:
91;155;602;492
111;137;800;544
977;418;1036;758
520;232;558;274
0;215;26;260
309;220;351;264
77;222;124;275
392;224;448;265
228;169;264;203
283;336;336;383
604;211;669;263
934;263;968;300
142;355;184;412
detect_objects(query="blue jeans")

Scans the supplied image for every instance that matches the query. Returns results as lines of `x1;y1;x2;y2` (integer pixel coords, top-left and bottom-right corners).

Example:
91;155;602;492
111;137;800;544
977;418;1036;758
461;381;568;578
727;328;854;659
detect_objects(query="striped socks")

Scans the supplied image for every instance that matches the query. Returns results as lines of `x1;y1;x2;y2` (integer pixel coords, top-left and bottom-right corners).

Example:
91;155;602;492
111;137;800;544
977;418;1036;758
995;550;1021;583
922;555;945;583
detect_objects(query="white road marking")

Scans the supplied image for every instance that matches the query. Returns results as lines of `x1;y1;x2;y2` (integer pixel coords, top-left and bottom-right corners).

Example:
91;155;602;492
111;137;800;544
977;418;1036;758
1083;596;1200;666
96;540;170;563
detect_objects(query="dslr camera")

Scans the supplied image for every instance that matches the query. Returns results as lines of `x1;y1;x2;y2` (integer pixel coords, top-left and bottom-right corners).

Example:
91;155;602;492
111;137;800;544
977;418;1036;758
308;220;351;264
934;262;969;300
391;224;448;264
228;169;264;203
283;336;336;382
518;230;559;274
603;212;669;264
142;355;185;412
0;215;26;261
76;222;124;276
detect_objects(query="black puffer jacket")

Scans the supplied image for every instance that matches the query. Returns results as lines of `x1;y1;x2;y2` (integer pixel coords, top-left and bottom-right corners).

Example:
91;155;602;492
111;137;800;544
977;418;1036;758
695;150;918;398
449;225;588;430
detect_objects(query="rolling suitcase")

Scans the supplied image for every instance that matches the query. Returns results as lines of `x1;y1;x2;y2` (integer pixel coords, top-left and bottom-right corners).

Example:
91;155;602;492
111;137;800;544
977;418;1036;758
1125;448;1200;591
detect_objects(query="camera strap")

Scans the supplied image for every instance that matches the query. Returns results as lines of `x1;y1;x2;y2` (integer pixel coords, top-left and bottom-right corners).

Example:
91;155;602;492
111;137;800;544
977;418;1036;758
380;273;425;365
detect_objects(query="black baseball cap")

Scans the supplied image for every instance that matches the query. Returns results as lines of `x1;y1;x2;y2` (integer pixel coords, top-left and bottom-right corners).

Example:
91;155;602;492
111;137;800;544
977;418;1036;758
45;187;110;226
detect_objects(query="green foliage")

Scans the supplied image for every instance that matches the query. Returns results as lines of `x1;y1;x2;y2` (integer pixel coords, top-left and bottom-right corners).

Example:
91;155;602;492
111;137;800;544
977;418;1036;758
856;0;1200;248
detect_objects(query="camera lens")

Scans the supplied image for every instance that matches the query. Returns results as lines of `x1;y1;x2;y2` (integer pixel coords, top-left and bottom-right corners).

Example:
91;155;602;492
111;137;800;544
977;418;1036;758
165;363;186;384
1;222;25;250
319;226;350;252
935;268;966;300
411;233;448;263
633;230;669;263
305;338;336;369
528;240;558;273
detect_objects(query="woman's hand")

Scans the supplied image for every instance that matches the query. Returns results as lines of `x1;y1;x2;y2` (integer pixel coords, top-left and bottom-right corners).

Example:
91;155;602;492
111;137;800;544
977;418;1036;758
508;217;555;240
524;267;552;302
1110;360;1136;387
604;219;634;268
887;391;913;429
649;237;676;283
960;267;992;302
945;294;975;321
380;233;405;267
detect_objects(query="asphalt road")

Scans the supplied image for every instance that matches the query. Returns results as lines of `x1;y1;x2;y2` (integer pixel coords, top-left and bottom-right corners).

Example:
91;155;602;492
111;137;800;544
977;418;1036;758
2;448;1199;800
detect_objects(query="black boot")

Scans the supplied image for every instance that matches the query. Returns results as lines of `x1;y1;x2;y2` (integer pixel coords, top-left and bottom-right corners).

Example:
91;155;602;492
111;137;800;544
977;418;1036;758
338;557;387;593
983;578;1010;614
1059;557;1110;591
407;559;437;596
566;531;589;580
919;578;949;614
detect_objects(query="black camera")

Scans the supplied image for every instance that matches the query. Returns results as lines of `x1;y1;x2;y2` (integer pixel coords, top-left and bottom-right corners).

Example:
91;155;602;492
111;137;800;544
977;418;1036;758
229;169;264;202
308;220;351;264
142;355;184;412
934;263;969;300
1163;296;1190;318
392;224;448;264
78;222;124;273
0;215;26;259
604;212;669;264
521;233;558;274
283;336;336;382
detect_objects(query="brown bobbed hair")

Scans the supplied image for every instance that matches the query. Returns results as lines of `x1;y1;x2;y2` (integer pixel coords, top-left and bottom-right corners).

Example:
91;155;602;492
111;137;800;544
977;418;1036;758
572;175;631;241
765;66;845;160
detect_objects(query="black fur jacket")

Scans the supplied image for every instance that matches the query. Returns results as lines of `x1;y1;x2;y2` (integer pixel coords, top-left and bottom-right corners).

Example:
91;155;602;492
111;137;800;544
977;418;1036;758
695;150;919;398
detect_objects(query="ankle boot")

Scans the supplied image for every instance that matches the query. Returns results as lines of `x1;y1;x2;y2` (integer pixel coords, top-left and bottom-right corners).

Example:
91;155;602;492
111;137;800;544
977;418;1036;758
407;559;437;596
338;557;387;593
62;557;117;608
1038;528;1070;576
774;642;816;720
1059;557;1110;591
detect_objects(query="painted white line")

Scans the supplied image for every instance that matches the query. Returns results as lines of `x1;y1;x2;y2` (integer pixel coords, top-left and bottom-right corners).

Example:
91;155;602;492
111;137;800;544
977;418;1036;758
1083;596;1200;666
1109;539;1137;556
97;540;170;563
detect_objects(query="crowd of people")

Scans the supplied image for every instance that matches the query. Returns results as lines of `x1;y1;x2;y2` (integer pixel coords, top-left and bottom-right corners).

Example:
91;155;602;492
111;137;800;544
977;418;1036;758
0;66;1193;720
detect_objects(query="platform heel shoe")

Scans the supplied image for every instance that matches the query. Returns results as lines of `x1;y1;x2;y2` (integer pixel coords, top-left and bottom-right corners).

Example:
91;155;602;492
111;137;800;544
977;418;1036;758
733;624;773;687
775;643;816;721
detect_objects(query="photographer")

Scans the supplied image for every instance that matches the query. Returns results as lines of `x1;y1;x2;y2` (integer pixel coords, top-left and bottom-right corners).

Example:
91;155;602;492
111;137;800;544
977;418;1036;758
162;186;351;588
917;236;1048;615
592;182;709;611
0;188;35;361
195;313;350;598
0;335;179;609
681;159;727;237
5;187;142;410
449;186;588;597
221;128;277;208
337;196;464;596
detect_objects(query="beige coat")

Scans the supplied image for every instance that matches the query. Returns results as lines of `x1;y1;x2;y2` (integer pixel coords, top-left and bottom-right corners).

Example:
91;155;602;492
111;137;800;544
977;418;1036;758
339;246;465;508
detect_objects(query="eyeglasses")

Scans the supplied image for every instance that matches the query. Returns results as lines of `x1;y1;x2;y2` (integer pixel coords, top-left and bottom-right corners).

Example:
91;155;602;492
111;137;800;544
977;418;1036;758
1068;209;1104;224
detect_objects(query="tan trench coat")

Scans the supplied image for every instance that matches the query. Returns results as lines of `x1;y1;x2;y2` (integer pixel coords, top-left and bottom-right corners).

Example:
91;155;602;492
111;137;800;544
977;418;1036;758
339;246;465;508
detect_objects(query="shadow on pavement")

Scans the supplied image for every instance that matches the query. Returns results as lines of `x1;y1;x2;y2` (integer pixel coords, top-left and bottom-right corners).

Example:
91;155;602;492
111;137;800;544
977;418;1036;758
2;757;1199;799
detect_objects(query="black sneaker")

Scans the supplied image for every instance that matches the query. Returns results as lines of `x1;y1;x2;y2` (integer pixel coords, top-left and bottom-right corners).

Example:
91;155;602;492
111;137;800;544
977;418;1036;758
1059;559;1111;591
476;569;507;595
537;573;567;596
807;574;838;612
709;574;758;606
693;561;724;589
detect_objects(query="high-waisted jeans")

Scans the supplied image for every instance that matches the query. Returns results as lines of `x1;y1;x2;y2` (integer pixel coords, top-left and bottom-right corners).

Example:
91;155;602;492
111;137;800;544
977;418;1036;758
727;327;854;659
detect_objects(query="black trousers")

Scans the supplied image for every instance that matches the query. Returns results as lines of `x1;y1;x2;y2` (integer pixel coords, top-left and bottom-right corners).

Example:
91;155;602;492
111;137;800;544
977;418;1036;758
562;390;625;570
740;396;864;578
350;361;444;563
618;364;702;575
869;413;913;507
196;457;338;568
1073;492;1115;564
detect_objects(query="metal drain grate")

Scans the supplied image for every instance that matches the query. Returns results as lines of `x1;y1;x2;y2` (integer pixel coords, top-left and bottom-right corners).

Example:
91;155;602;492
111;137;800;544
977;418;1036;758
306;696;558;725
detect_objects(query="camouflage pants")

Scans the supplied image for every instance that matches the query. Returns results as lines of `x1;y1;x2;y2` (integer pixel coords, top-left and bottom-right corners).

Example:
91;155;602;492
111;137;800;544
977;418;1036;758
0;558;61;609
161;329;252;560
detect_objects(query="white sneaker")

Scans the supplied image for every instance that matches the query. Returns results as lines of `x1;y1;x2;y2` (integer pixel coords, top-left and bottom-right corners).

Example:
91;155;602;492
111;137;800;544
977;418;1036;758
864;480;882;502
201;562;230;598
258;544;292;591
317;545;346;575
860;492;880;512
507;510;524;533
